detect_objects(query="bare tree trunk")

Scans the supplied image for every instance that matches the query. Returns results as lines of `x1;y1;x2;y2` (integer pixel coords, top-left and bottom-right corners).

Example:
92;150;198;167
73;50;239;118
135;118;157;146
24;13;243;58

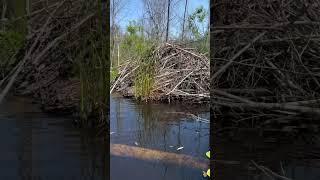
111;0;115;68
165;0;171;42
111;0;115;51
181;0;188;41
1;0;7;31
117;33;119;66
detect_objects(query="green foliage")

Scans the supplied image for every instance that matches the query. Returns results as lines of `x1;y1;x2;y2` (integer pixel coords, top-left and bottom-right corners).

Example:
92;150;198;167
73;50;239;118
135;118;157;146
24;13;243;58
74;1;110;128
110;67;119;82
134;46;155;100
115;21;157;100
126;20;143;36
111;21;151;69
0;30;24;77
185;6;209;54
4;0;28;34
73;0;110;127
0;31;24;59
121;21;150;57
188;6;208;40
76;30;109;127
193;33;209;54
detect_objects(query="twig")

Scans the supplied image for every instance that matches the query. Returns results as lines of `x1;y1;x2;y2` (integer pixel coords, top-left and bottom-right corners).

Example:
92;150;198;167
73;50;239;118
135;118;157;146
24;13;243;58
212;32;266;79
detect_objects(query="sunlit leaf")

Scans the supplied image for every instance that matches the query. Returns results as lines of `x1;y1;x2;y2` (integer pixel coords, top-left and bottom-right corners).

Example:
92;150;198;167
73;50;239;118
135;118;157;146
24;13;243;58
206;151;210;159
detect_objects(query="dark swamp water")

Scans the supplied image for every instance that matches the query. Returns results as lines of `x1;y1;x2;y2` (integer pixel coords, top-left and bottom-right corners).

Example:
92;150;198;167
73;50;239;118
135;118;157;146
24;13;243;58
110;94;210;180
214;116;320;179
0;95;109;180
0;94;209;180
214;131;320;180
2;94;320;180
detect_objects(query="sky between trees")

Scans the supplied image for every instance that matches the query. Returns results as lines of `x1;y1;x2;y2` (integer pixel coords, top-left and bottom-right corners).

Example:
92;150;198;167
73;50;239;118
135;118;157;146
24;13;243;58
112;0;209;38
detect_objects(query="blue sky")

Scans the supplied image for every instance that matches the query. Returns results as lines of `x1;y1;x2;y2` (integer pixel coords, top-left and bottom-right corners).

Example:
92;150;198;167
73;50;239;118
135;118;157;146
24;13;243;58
114;0;209;37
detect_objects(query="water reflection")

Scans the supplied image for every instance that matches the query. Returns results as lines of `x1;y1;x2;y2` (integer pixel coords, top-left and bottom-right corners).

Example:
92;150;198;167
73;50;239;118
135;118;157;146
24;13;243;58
0;96;108;180
110;94;210;180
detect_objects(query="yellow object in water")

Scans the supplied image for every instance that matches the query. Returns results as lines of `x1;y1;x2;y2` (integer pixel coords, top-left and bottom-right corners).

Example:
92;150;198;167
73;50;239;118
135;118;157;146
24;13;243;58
203;151;211;178
206;151;210;159
202;169;211;178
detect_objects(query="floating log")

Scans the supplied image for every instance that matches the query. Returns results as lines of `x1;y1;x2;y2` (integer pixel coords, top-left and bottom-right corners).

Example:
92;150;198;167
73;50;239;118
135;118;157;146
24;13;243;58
110;143;209;170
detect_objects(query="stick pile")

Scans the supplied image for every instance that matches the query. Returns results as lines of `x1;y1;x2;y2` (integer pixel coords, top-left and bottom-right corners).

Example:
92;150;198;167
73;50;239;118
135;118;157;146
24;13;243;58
212;0;320;128
112;43;210;103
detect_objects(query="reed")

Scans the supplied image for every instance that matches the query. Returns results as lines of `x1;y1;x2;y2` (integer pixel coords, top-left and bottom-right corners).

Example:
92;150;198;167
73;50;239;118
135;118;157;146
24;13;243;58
77;13;109;127
134;46;155;100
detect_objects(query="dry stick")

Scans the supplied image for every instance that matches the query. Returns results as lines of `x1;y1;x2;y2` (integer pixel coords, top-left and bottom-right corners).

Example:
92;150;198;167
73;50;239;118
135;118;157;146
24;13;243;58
213;89;253;104
110;64;139;94
166;71;193;95
174;89;209;98
0;53;21;87
213;100;320;115
265;59;305;93
251;161;292;180
120;65;139;81
262;166;292;180
160;52;180;71
213;89;320;114
111;143;209;170
0;61;24;103
192;79;206;92
285;99;320;106
251;160;275;180
172;45;209;67
220;88;271;94
110;63;130;93
280;161;286;176
214;21;320;30
291;36;320;90
33;13;95;64
212;32;266;79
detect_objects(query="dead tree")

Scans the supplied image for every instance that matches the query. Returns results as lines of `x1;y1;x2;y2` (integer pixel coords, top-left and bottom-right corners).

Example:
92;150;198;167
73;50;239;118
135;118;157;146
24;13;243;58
110;0;124;67
165;0;171;42
181;0;188;41
142;0;167;42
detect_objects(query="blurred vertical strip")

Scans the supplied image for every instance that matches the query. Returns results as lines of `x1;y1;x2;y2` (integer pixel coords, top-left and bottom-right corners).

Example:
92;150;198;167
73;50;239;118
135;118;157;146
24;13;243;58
209;0;214;179
101;0;110;179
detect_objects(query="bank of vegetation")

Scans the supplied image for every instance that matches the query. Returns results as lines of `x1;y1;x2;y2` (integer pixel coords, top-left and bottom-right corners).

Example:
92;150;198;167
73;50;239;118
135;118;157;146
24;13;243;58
212;0;320;132
110;0;209;103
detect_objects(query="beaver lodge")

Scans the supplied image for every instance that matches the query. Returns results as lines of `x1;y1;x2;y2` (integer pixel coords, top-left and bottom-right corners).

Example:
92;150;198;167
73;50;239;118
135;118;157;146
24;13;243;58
110;43;209;103
212;0;320;133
